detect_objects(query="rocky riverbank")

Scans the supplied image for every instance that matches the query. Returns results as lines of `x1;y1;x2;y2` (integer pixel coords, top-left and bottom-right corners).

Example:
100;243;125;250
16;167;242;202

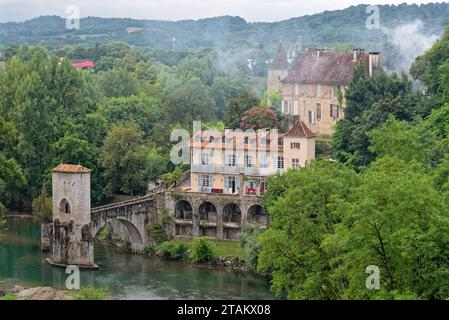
1;286;73;300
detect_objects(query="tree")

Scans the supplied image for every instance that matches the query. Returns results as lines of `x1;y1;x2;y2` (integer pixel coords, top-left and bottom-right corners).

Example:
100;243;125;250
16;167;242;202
223;91;260;129
97;68;139;98
146;148;169;183
164;78;215;128
32;185;52;223
240;107;278;130
258;161;359;299
100;123;149;196
332;67;420;168
330;158;449;299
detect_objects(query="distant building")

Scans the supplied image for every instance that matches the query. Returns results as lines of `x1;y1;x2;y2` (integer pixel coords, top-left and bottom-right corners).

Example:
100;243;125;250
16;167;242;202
188;120;315;197
269;46;381;136
71;60;96;71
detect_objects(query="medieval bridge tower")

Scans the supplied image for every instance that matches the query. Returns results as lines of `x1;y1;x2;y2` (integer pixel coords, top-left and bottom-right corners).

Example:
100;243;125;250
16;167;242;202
47;164;97;268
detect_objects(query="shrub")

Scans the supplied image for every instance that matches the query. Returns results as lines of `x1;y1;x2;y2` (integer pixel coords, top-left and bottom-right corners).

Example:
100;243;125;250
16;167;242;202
156;241;189;260
72;287;109;300
190;237;216;263
148;222;169;244
144;244;157;256
0;292;16;300
238;225;263;272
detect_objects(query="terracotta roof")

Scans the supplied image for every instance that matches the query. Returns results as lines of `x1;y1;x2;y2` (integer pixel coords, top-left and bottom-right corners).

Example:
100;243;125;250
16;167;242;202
52;164;92;174
281;49;371;85
270;42;289;70
284;120;316;138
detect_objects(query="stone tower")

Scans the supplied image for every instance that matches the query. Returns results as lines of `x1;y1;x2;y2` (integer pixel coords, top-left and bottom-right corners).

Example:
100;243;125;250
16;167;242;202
267;41;289;93
47;164;97;268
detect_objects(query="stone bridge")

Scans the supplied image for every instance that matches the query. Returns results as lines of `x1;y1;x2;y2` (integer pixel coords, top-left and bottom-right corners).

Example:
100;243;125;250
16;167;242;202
89;194;159;254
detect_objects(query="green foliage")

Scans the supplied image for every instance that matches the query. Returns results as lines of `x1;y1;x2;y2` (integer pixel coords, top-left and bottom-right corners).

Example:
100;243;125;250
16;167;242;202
0;292;16;300
259;158;449;299
97;68;139;98
161;167;183;187
147;222;169;244
240;107;278;130
164;78;216;128
190;237;216;263
144;244;157;256
100;122;149;196
156;240;189;260
72;287;109;300
32;185;52;223
332;67;420;168
224;91;260;129
239;225;263;272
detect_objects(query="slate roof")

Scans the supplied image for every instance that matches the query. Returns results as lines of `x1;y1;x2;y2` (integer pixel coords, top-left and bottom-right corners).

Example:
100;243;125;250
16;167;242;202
281;49;371;85
270;42;289;70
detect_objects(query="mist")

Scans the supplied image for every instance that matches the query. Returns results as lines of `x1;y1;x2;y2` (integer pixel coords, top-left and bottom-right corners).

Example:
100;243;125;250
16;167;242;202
383;20;439;73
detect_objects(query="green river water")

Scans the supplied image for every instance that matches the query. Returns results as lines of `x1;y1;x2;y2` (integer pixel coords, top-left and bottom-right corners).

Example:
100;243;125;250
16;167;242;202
0;217;275;300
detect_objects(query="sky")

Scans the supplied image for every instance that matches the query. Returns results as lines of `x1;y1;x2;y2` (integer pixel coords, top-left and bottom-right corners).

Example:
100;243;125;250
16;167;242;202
0;0;446;23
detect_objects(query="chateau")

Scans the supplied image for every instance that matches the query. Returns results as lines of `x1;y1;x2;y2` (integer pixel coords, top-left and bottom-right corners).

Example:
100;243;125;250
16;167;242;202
268;43;381;136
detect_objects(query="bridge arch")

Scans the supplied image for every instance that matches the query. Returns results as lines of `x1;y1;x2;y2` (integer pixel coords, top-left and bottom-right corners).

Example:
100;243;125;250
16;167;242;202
93;217;144;253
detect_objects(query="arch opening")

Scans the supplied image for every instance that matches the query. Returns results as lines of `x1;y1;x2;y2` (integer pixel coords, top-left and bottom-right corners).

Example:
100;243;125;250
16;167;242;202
199;202;217;222
223;203;241;223
248;205;268;226
59;199;71;214
175;200;193;220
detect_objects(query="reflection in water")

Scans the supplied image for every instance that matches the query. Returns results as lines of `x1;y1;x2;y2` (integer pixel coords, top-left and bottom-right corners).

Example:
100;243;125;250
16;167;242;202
0;217;275;300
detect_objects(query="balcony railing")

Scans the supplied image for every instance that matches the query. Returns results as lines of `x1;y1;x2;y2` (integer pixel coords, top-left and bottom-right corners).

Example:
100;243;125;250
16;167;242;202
192;164;278;176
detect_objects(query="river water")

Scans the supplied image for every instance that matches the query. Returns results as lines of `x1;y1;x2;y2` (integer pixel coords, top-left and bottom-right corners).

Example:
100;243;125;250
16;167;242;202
0;217;275;300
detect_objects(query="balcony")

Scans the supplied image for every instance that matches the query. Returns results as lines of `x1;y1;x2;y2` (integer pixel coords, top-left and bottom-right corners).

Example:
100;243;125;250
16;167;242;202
192;164;277;176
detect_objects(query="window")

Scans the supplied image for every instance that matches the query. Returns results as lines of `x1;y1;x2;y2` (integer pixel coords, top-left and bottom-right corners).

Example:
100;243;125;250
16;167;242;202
201;153;210;165
295;84;299;95
225;154;236;167
227;176;236;192
260;155;269;168
317;103;322;121
308;111;316;124
333;85;341;98
292;159;300;169
245;155;254;168
330;104;339;120
278;138;284;147
291;142;300;149
277;157;285;170
316;85;321;97
202;175;211;188
59;199;71;214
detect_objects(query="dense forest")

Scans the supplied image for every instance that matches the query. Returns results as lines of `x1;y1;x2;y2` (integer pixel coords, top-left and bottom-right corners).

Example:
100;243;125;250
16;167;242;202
1;3;449;73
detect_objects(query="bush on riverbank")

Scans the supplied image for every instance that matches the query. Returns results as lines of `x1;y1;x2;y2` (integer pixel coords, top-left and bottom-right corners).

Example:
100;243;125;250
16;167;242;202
190;237;216;263
156;240;189;260
72;287;109;300
0;292;16;300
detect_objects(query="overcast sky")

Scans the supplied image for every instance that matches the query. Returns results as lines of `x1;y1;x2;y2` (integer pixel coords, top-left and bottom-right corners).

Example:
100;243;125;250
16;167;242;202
0;0;446;23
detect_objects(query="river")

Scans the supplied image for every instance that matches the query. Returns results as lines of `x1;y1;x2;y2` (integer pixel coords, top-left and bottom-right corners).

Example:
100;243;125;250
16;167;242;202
0;217;276;300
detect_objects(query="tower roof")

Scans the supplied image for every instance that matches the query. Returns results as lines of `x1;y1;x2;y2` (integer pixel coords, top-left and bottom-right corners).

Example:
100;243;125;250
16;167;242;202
270;42;289;70
283;120;316;138
52;164;92;174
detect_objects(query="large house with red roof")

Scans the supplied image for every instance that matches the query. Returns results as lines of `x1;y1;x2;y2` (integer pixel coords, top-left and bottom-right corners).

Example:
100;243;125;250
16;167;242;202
268;43;381;135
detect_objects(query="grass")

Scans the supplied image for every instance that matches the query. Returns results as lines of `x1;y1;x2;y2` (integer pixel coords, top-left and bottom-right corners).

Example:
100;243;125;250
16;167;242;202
0;293;16;300
71;287;109;300
171;240;246;259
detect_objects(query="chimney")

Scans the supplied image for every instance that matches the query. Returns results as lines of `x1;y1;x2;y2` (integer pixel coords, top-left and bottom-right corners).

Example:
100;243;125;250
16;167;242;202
369;52;380;77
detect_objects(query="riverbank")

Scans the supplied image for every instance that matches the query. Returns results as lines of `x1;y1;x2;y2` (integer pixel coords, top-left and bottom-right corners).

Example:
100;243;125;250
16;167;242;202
1;286;72;300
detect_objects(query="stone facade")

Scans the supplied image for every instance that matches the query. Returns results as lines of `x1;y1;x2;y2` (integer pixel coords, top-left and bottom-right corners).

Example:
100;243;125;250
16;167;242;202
47;164;95;268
